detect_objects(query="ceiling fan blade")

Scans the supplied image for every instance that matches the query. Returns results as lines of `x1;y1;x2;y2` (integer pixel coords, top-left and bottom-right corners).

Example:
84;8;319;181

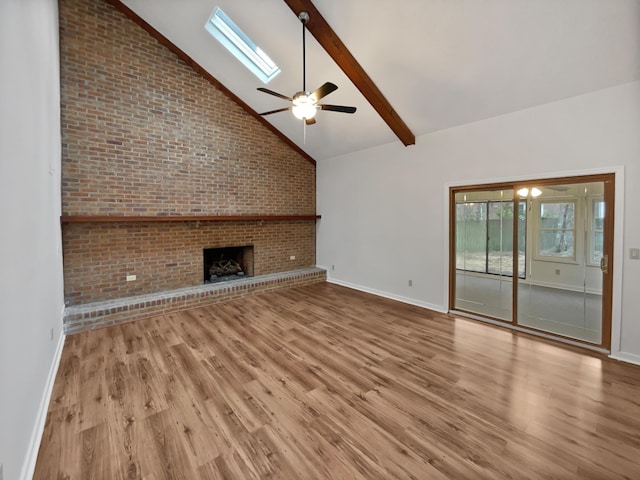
257;88;293;101
305;117;317;126
311;82;338;101
319;104;357;114
259;107;292;116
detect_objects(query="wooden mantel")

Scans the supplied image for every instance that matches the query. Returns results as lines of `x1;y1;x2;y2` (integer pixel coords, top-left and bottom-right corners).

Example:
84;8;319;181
60;215;321;224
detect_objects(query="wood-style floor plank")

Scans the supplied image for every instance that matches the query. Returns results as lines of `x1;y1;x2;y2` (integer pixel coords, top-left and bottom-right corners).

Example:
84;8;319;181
34;283;640;479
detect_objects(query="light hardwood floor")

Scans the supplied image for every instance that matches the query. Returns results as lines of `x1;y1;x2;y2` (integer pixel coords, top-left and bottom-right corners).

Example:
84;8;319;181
34;283;640;479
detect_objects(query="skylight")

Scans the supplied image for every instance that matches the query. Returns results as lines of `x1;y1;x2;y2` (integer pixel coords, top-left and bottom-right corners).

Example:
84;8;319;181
205;7;281;84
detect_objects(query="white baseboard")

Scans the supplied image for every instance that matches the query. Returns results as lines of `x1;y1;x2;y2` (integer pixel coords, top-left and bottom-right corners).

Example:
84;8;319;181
20;329;66;480
609;351;640;366
326;276;447;314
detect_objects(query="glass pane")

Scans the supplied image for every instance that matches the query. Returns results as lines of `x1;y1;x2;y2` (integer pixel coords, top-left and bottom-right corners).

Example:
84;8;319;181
517;201;526;278
592;232;604;263
454;190;513;321
487;201;514;276
456;202;487;273
538;230;575;258
540;202;575;229
591;200;605;263
518;182;602;344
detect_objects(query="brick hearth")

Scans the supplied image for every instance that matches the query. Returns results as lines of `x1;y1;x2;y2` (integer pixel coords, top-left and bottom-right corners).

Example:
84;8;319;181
64;268;326;334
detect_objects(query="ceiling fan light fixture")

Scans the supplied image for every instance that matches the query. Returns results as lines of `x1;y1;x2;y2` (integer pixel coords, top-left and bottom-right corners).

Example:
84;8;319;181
291;93;317;120
256;10;355;129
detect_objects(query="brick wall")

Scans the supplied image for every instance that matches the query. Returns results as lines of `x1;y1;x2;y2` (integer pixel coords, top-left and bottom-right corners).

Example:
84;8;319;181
60;0;317;304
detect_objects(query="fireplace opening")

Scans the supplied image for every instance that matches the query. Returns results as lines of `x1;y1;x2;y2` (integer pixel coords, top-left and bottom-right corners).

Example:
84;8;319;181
203;246;254;284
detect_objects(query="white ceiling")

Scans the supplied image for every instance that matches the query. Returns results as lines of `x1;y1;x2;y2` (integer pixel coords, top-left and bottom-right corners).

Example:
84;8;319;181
122;0;640;161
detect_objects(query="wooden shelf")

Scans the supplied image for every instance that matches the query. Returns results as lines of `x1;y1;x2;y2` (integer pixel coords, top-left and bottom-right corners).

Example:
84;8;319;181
60;214;321;224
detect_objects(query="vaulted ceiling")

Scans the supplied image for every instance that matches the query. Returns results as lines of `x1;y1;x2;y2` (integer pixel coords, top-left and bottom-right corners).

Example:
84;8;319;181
119;0;640;161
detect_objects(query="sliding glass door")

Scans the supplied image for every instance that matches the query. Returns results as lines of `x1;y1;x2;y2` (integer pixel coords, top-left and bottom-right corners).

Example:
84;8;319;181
450;175;614;349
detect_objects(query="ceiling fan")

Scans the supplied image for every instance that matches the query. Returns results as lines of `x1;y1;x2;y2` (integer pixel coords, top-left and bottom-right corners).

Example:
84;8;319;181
257;11;356;127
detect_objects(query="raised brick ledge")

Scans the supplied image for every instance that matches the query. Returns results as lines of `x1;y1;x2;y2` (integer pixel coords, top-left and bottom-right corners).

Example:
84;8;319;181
64;267;326;335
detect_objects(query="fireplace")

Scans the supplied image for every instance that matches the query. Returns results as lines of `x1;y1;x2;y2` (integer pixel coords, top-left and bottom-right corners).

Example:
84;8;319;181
203;246;254;283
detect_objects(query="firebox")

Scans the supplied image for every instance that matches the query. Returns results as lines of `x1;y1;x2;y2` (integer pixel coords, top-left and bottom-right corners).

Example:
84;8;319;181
203;246;254;283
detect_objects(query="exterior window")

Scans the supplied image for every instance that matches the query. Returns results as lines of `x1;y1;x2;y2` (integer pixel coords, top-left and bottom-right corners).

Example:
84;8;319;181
537;201;576;260
590;199;605;264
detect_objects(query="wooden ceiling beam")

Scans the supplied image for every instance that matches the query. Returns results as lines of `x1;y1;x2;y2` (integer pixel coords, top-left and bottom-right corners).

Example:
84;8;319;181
283;0;415;146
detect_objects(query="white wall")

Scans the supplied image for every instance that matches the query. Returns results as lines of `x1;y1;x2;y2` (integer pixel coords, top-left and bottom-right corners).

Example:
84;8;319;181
0;1;65;479
317;81;640;361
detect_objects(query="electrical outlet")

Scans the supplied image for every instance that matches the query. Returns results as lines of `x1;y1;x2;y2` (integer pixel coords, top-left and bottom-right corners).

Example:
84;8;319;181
289;255;296;260
555;269;561;275
408;279;413;287
331;265;335;271
630;248;640;260
126;275;137;282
